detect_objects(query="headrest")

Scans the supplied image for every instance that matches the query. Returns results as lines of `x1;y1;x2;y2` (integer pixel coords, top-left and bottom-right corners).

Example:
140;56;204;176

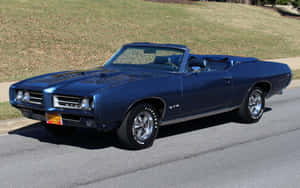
188;56;206;68
153;56;170;64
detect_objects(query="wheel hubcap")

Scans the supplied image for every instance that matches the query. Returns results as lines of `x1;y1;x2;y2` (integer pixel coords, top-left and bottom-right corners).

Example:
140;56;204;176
248;91;263;118
132;111;154;144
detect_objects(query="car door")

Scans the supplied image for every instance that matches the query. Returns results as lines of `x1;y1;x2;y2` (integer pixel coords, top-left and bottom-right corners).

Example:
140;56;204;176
180;61;233;116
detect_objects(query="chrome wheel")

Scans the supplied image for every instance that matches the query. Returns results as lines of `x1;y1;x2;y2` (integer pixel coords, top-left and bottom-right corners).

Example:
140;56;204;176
132;111;154;144
248;91;263;118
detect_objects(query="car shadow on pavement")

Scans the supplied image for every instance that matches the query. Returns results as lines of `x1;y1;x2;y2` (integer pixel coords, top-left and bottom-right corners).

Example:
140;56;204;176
9;122;118;150
9;108;272;150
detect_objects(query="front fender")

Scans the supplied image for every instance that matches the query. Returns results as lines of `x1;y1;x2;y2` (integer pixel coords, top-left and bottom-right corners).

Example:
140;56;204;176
95;76;181;127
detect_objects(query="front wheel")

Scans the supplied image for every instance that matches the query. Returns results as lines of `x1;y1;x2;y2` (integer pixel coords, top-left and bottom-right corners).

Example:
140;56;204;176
116;103;160;150
236;87;265;123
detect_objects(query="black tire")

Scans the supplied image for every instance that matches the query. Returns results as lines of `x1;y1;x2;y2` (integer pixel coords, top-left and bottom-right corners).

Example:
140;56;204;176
43;123;76;136
236;87;265;123
116;103;160;150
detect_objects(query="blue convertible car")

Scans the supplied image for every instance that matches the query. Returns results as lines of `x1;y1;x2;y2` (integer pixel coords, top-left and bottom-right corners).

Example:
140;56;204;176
10;42;292;149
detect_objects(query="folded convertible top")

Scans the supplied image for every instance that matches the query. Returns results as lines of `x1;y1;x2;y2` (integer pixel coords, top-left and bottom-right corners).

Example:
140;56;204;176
189;54;259;63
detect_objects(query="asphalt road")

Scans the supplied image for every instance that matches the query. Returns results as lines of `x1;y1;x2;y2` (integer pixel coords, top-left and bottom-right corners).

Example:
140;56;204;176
1;88;300;188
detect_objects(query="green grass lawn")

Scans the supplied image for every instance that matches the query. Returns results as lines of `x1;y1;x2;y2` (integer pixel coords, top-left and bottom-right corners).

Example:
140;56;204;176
0;102;22;120
1;0;300;81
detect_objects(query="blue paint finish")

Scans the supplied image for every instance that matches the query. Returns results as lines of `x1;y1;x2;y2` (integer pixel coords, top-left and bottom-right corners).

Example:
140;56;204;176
181;71;233;116
9;43;292;130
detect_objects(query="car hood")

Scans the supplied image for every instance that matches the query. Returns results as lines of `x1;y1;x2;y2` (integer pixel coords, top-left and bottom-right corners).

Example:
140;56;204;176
14;67;168;95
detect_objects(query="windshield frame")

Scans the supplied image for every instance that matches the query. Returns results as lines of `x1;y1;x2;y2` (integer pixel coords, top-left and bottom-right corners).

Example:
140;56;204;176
104;45;189;73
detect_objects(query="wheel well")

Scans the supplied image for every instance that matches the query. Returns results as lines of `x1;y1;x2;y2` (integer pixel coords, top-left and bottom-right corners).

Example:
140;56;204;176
253;82;271;95
128;98;166;120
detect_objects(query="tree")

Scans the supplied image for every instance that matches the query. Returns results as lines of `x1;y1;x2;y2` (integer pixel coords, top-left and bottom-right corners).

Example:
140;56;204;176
292;0;300;10
270;0;276;7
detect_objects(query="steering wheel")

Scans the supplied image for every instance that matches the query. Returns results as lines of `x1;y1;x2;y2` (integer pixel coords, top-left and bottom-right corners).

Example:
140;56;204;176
165;62;179;70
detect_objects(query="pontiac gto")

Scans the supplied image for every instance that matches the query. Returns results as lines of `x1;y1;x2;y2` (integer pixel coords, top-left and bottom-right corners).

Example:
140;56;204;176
9;42;292;149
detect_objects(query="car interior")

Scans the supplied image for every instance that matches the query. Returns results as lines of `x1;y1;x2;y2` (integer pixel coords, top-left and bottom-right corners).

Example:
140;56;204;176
151;55;233;72
187;56;232;72
152;55;183;71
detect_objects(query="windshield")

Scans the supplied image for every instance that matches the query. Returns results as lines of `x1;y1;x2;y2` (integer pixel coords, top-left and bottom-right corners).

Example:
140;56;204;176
105;46;185;72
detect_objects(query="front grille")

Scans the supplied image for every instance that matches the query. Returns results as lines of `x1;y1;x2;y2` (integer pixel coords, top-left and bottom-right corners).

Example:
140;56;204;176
28;91;43;105
53;95;82;110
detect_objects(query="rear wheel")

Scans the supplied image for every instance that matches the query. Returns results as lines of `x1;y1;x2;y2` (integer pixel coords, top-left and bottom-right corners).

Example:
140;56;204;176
237;87;265;123
116;103;160;150
43;123;76;136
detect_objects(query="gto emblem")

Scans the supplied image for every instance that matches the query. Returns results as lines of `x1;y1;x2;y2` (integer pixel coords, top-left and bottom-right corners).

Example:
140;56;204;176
169;104;180;110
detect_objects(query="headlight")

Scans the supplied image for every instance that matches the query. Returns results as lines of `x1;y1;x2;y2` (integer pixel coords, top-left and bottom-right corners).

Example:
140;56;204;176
16;90;23;101
81;98;90;110
23;92;30;102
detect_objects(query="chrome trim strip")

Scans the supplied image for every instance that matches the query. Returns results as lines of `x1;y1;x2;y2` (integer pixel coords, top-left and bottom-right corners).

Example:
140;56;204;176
62;118;81;122
55;95;83;99
28;101;43;105
28;91;43;105
30;96;42;100
160;106;238;126
56;100;80;105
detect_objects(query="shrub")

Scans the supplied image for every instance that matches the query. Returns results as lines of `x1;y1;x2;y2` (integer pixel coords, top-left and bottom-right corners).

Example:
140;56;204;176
276;0;290;5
